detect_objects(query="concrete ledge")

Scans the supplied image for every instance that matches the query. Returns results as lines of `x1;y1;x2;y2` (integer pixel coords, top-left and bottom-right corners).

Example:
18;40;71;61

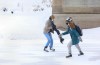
52;0;100;14
62;7;100;14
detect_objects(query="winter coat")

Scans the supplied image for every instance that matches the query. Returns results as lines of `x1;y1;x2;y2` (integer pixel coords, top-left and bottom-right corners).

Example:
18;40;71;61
62;27;80;45
43;19;52;33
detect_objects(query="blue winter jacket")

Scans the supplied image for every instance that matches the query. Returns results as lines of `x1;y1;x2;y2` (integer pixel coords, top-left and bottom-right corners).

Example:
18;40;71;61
62;27;80;45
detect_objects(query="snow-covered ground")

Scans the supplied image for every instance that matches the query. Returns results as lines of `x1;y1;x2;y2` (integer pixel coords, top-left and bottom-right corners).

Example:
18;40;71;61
0;27;100;65
0;0;100;65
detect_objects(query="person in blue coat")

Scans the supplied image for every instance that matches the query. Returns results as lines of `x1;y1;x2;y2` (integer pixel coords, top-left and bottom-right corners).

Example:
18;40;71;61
59;17;84;58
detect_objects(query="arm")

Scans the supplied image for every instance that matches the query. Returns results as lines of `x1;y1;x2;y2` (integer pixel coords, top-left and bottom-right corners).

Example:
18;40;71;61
62;27;70;35
50;20;60;35
59;27;70;38
53;27;60;35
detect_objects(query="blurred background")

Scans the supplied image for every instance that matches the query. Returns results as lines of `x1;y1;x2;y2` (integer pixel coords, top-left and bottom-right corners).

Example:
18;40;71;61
0;0;52;40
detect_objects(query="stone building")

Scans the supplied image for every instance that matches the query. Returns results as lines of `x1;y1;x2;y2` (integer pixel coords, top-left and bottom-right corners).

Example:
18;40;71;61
52;0;100;30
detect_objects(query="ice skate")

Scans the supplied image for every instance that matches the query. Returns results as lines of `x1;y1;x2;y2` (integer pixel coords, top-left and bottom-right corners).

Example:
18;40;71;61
50;48;55;52
66;53;72;58
44;46;49;52
44;48;49;52
78;51;84;56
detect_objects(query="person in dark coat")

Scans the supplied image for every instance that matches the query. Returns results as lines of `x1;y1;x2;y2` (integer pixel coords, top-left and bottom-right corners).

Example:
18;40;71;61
59;17;84;58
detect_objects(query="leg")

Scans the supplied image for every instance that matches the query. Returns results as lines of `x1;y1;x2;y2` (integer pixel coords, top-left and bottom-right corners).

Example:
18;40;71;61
44;33;52;52
75;44;84;56
44;33;51;47
49;33;55;51
49;33;53;49
75;44;81;52
67;41;72;54
66;41;72;58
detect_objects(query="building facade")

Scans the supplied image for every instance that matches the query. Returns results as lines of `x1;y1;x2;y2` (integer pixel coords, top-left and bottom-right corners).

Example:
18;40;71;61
52;0;100;30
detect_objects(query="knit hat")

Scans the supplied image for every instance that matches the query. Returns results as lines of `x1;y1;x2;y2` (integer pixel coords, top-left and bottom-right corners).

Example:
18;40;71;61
66;17;72;22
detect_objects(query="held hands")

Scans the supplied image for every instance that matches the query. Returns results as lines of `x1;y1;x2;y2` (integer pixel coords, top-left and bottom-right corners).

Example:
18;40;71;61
78;36;82;42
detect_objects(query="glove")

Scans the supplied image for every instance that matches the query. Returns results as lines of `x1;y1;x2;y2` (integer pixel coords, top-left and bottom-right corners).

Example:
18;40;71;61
59;34;64;44
78;36;82;42
60;37;64;44
49;29;54;34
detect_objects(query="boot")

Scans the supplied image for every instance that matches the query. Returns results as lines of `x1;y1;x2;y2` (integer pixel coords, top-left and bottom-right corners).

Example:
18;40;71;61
50;48;55;51
66;53;72;58
44;46;49;52
78;51;84;56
